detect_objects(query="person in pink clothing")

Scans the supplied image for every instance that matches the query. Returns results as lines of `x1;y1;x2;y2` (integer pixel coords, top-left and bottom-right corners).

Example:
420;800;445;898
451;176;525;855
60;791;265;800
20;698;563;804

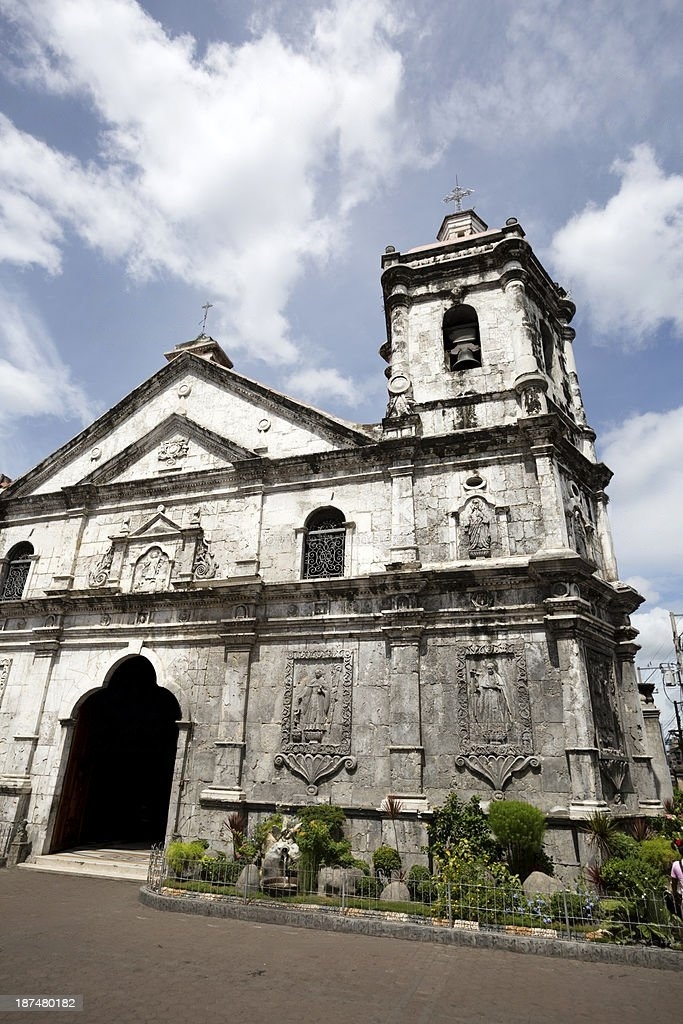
671;837;683;919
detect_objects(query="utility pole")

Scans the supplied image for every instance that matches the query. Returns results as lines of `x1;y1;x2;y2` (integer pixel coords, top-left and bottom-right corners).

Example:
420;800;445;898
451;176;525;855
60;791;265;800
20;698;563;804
665;613;683;780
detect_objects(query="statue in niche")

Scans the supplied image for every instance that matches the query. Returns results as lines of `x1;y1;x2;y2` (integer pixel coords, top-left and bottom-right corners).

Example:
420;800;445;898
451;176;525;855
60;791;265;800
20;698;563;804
588;656;622;752
464;498;492;558
523;387;542;415
133;546;169;593
567;506;590;560
298;668;331;736
471;661;512;741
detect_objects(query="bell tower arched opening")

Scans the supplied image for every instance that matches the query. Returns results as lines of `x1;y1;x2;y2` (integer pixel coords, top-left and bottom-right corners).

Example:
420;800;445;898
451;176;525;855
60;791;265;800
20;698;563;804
50;656;181;852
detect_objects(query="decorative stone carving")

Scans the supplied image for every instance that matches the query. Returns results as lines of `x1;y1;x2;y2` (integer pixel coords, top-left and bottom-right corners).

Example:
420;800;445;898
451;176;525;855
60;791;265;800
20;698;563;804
132;546;171;593
385;373;415;419
599;756;629;804
157;436;189;467
523;386;543;415
454;638;537;797
470;590;494;609
88;543;114;588
462;497;492;558
455;753;540;800
192;537;218;580
0;658;11;708
587;653;623;754
275;648;355;794
99;613;111;627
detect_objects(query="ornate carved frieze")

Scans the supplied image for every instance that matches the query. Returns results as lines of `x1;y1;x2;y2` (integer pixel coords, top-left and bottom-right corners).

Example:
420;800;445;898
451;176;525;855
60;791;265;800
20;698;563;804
88;543;114;588
454;638;537;797
274;647;355;794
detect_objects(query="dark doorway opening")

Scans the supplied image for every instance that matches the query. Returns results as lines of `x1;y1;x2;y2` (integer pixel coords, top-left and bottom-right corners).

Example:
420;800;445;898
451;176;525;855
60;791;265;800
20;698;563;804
51;657;181;852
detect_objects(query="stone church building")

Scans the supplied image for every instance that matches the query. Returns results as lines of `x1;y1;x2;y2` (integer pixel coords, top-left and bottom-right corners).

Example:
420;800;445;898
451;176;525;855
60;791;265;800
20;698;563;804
0;206;671;875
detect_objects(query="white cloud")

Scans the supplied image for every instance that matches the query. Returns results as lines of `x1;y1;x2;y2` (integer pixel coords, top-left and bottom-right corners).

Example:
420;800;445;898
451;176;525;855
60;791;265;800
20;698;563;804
601;404;683;580
549;146;683;340
0;0;411;370
631;606;677;665
624;576;661;605
435;1;675;146
0;291;96;439
284;367;359;407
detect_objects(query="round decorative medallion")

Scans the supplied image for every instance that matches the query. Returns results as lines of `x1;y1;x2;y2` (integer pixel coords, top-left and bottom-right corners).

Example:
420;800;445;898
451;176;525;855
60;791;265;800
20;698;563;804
90;447;101;461
257;418;271;433
177;383;192;397
387;373;410;395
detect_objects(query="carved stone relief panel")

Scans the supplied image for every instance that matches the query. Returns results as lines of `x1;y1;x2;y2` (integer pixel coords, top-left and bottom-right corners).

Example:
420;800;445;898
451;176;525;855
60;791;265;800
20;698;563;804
274;647;356;794
132;546;172;593
158;436;189;468
88;543;114;588
0;658;11;709
456;639;532;754
192;537;218;580
454;639;538;797
587;652;624;756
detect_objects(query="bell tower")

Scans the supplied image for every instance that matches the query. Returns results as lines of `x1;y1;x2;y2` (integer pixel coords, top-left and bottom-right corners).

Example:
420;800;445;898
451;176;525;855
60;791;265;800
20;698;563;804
380;206;594;461
377;199;671;819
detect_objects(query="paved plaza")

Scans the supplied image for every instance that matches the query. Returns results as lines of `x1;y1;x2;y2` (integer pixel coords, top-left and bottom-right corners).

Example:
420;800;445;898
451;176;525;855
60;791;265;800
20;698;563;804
0;869;681;1024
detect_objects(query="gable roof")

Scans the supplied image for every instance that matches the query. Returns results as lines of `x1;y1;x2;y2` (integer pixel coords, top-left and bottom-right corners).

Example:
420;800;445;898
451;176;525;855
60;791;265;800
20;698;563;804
3;351;376;499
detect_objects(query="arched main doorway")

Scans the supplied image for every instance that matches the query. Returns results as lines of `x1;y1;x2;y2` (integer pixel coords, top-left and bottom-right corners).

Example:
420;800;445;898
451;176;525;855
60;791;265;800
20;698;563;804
51;656;181;851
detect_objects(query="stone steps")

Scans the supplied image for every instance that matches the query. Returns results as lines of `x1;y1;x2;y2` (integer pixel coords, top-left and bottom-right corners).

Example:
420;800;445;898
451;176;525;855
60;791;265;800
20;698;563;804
19;847;151;882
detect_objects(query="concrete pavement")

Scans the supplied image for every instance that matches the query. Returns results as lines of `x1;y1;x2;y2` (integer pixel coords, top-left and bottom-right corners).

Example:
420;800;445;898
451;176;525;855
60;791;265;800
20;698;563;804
0;869;681;1024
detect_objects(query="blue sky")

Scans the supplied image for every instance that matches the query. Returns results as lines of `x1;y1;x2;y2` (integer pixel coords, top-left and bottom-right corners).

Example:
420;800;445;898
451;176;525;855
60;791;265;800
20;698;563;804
1;0;682;725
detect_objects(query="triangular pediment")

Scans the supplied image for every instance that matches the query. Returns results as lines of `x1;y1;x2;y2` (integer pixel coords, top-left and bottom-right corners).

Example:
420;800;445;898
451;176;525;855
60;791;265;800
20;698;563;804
82;414;258;487
3;352;376;500
129;510;185;539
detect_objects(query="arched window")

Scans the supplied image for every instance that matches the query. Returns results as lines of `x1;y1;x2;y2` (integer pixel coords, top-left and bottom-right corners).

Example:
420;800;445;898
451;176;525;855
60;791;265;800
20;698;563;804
1;542;34;600
302;508;346;579
443;304;481;371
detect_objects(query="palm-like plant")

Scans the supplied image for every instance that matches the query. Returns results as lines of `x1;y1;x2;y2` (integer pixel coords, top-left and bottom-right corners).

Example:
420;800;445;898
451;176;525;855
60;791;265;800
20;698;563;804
582;811;620;863
380;795;404;857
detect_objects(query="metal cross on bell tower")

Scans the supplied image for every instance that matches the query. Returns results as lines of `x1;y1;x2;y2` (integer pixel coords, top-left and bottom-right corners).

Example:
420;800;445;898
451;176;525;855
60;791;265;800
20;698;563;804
199;302;214;336
443;177;475;212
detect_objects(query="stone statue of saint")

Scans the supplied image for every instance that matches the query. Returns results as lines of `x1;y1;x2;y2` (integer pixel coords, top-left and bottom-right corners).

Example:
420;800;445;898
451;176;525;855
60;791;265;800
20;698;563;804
301;668;331;732
473;662;512;738
464;498;491;557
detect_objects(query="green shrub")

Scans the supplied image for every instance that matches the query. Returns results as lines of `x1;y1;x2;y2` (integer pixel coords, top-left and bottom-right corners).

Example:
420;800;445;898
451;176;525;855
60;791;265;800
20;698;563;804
372;845;402;882
198;855;242;884
600;854;663;898
166;839;209;878
549;890;599;926
407;864;436;903
487;800;547;880
355;875;381;899
640;837;676;876
295;805;355;892
608;832;640;859
427;793;498;863
297;804;346;841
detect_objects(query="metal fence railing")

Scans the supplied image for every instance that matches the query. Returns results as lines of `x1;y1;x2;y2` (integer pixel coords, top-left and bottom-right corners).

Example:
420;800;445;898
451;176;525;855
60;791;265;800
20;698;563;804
145;845;683;949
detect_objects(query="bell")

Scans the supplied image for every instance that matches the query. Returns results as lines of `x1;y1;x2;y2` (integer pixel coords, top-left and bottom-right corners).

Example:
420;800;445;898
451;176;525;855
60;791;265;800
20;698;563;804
450;342;481;370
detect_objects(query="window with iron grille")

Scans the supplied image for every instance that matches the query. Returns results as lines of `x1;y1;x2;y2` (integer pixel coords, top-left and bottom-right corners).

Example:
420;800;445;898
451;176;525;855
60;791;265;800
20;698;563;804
1;543;33;600
302;509;345;579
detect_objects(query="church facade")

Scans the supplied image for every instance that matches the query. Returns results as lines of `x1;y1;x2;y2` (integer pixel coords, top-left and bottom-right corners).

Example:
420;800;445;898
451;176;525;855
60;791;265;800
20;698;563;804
0;208;671;875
